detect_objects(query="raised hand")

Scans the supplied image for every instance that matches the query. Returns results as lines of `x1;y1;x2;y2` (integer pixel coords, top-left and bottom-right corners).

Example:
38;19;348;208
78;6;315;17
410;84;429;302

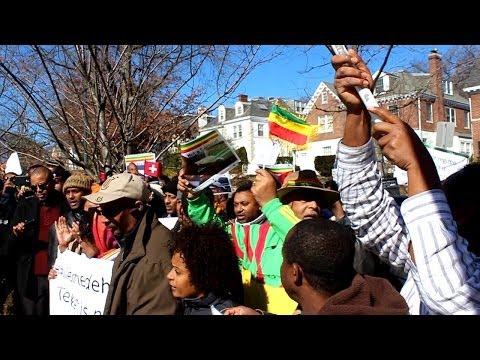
251;169;278;208
55;216;74;249
369;106;441;195
332;48;373;113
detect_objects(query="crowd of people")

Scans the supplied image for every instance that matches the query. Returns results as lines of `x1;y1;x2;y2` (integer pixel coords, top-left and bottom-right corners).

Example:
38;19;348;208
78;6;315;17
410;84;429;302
0;48;479;316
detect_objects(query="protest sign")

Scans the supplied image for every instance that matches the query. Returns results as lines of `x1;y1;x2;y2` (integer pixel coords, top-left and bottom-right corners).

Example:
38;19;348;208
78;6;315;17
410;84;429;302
251;139;281;167
180;130;240;193
49;250;114;315
124;153;156;175
394;146;469;185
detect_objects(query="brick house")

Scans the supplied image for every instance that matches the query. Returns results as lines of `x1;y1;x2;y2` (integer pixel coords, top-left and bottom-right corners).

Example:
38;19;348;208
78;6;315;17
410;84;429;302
296;49;472;170
462;85;480;159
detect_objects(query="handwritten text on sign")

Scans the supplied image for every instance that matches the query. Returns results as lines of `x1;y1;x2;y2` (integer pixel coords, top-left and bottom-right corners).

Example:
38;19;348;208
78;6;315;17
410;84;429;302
49;250;114;315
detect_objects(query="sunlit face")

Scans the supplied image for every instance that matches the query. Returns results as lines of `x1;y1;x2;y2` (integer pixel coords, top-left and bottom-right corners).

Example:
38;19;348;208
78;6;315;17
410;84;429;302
233;190;261;223
284;190;322;220
65;187;85;210
167;251;201;299
30;172;53;202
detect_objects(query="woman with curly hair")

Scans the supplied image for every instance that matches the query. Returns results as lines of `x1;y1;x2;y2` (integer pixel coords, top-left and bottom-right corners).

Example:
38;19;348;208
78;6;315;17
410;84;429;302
167;223;243;315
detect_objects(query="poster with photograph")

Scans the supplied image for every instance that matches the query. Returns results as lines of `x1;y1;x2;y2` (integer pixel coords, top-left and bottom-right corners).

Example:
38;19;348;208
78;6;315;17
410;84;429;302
180;130;240;193
124;153;156;175
209;173;233;194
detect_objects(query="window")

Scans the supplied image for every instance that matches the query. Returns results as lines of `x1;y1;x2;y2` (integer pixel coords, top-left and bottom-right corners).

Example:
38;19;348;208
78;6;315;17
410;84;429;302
321;92;328;104
388;105;399;116
218;108;225;121
233;125;242;138
443;80;453;95
258;124;264;137
235;103;243;116
374;77;384;94
464;111;470;129
460;141;472;156
323;146;332;155
445;107;456;125
295;101;305;113
317;115;333;133
426;102;433;123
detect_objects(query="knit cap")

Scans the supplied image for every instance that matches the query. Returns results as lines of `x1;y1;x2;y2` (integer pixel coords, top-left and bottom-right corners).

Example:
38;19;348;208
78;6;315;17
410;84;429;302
63;173;93;195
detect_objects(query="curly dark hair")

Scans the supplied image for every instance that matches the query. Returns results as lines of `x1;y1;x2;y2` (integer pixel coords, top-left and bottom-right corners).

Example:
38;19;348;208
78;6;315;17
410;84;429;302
169;223;243;303
283;218;356;294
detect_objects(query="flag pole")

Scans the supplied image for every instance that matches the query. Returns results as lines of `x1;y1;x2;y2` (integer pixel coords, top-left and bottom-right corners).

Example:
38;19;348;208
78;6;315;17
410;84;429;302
292;148;296;171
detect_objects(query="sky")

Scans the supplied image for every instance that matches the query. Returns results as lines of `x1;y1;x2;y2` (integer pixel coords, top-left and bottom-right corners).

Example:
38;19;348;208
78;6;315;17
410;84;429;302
232;45;455;103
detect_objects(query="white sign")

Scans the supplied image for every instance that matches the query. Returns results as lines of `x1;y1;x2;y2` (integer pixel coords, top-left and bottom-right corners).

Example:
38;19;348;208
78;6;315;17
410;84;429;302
394;146;469;185
5;152;22;175
251;140;281;166
49;250;114;315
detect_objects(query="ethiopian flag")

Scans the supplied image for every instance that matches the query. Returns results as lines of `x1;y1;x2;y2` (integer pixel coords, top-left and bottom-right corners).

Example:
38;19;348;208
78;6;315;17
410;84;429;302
268;104;311;145
264;164;294;184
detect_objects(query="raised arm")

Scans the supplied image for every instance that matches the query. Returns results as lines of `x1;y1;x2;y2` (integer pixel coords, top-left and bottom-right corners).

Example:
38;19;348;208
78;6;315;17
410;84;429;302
370;106;480;314
332;49;411;272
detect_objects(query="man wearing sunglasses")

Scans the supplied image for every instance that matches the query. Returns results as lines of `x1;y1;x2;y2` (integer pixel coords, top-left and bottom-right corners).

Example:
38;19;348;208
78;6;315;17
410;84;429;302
11;165;69;315
83;172;177;315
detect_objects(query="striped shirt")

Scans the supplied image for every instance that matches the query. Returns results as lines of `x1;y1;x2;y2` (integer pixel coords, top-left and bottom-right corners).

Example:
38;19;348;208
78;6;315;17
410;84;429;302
334;138;480;315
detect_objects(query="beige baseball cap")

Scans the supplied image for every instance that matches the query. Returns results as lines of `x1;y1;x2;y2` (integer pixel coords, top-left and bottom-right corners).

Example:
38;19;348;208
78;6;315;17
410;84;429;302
83;173;151;205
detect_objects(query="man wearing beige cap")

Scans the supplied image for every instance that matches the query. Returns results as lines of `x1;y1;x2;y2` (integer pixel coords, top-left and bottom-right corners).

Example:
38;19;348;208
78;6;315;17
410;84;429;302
83;173;177;315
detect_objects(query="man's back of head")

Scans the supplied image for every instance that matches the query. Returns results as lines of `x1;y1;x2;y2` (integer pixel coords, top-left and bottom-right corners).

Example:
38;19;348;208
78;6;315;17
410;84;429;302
282;218;356;296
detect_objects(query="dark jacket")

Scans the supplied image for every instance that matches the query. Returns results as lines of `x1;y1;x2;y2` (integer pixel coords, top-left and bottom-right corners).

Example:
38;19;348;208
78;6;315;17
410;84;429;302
11;190;69;299
103;208;178;315
179;292;239;315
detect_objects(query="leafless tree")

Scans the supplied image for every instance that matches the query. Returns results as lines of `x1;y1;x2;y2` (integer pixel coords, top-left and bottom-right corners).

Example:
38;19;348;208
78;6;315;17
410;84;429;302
0;45;280;180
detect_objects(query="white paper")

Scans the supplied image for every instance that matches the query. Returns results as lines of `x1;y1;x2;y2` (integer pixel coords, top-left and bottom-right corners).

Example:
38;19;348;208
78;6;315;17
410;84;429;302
251;140;280;166
158;217;179;230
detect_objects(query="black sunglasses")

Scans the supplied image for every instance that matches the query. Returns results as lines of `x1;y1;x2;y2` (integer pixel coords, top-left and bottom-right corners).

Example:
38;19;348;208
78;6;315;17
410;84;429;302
94;206;123;218
30;183;49;192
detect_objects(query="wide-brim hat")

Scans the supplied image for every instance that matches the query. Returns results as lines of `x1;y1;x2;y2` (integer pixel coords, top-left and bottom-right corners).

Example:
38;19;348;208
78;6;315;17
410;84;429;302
277;170;340;207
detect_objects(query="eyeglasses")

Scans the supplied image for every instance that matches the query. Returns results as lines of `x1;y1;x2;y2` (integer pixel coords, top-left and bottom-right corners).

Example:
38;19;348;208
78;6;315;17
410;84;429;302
93;206;123;218
4;176;15;181
30;183;49;192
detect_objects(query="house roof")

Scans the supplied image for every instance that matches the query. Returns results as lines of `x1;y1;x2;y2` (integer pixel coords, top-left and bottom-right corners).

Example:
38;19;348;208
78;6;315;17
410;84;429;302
375;70;469;109
303;81;340;115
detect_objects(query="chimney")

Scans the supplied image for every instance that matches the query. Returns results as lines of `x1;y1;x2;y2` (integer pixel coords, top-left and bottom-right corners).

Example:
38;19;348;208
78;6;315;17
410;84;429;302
238;94;248;102
428;49;445;121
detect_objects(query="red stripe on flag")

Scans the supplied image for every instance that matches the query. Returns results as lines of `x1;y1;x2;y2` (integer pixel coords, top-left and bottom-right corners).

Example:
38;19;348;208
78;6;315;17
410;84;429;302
269;122;308;145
